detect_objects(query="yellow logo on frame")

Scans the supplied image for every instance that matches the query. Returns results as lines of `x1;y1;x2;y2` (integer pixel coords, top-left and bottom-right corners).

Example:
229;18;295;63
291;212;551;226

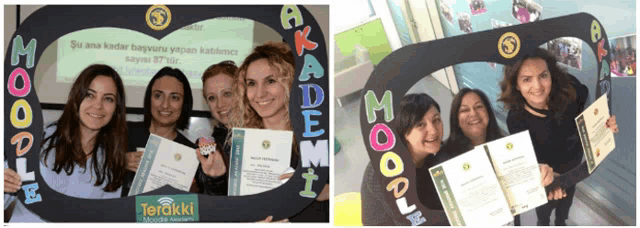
146;5;171;31
498;32;520;59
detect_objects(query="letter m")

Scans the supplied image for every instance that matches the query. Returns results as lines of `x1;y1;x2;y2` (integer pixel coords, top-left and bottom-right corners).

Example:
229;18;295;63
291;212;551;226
11;35;37;69
364;90;394;123
300;140;328;168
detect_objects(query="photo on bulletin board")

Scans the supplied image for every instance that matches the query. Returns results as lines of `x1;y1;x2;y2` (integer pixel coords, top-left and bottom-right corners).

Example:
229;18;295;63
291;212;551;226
491;18;513;29
609;34;636;77
546;37;583;70
512;0;542;24
468;0;487;15
439;0;455;26
457;12;473;33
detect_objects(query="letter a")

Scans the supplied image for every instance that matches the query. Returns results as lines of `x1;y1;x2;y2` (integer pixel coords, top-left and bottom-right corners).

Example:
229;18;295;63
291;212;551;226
280;5;303;29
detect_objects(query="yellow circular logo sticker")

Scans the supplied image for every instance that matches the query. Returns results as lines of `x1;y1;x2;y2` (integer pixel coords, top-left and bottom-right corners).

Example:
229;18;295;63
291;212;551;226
463;162;471;171
506;142;514;150
262;140;271;149
146;5;171;31
498;32;520;59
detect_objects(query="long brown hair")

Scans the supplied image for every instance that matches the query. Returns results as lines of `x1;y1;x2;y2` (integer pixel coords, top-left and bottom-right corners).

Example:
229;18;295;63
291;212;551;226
42;64;127;192
498;48;576;119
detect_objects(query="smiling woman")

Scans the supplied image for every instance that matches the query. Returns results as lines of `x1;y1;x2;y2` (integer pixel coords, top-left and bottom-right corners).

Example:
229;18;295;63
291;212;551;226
229;41;329;222
121;67;198;197
4;64;128;222
361;93;448;225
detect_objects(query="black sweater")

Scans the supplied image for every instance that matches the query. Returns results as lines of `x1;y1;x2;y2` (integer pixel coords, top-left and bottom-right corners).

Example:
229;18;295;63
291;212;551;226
506;75;588;174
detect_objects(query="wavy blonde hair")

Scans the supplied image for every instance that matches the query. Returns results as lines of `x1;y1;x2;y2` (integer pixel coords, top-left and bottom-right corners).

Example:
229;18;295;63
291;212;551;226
229;41;295;130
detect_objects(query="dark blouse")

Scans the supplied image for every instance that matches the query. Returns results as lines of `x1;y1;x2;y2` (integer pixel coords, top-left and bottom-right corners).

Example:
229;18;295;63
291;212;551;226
195;125;230;196
506;75;588;174
121;121;196;197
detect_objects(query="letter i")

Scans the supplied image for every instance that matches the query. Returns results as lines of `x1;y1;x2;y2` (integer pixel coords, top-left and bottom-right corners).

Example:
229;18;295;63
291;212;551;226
299;168;318;198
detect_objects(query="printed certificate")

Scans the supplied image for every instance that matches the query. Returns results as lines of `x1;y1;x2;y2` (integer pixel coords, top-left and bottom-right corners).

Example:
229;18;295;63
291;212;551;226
575;94;616;173
128;134;198;196
430;147;513;226
481;130;548;215
228;128;293;196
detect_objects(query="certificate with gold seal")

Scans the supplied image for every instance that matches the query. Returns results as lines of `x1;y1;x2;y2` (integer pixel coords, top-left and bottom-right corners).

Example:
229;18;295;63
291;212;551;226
429;131;548;226
575;94;616;174
429;147;514;226
128;134;199;196
228;128;293;196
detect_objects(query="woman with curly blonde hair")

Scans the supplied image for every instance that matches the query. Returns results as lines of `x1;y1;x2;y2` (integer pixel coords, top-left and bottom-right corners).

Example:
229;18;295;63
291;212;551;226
230;41;295;131
229;41;328;222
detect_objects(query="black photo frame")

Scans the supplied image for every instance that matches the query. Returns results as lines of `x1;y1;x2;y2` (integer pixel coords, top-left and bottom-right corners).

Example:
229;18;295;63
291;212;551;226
359;13;611;225
5;5;329;222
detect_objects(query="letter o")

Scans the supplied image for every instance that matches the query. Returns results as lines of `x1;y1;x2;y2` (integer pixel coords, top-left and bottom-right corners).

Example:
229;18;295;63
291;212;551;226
10;99;33;129
370;123;396;151
8;67;31;97
380;151;404;178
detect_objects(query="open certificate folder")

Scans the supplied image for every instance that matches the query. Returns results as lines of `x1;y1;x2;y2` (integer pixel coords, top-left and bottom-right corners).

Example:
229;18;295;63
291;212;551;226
429;131;548;226
228;128;293;196
128;134;199;196
575;94;616;174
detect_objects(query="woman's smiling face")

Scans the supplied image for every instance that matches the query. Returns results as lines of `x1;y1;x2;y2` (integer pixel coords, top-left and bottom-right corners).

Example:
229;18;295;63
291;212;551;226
245;59;288;121
405;105;443;161
150;75;184;127
204;73;235;125
516;58;553;109
458;92;489;141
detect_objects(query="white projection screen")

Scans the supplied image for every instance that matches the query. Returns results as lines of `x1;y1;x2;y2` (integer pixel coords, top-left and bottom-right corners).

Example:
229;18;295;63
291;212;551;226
35;17;283;113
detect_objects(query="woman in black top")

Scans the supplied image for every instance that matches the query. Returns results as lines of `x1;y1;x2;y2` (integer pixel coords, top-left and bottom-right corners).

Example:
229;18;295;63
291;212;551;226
193;60;239;196
122;67;197;197
498;48;618;225
442;88;556;225
361;93;449;225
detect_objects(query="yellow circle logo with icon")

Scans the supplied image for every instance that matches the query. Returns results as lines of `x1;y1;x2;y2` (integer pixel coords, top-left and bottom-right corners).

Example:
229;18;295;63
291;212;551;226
262;140;271;150
506;142;514;150
498;32;520;59
146;5;171;31
463;162;471;171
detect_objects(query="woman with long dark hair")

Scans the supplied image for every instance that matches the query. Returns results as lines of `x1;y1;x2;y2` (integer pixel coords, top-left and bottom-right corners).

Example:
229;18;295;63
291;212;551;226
121;66;197;196
4;64;128;222
499;48;618;225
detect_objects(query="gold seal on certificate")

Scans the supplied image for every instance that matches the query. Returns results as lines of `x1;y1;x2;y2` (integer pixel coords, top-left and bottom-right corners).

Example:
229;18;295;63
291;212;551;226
128;134;199;196
228;128;293;196
575;94;616;173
